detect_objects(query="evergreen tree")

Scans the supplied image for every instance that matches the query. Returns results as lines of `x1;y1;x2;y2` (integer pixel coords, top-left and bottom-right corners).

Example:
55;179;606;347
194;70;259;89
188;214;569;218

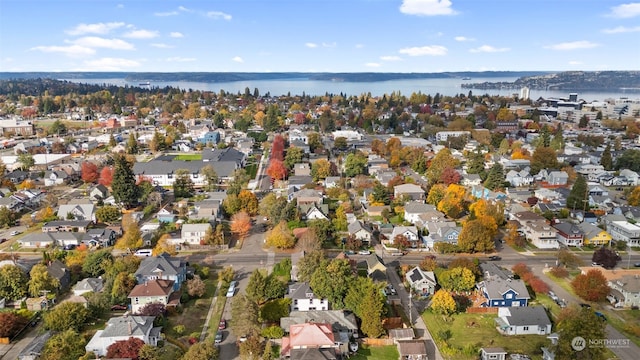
125;132;138;154
173;169;194;198
111;155;140;208
108;133;117;147
567;174;588;210
600;144;613;170
484;163;505;191
466;150;485;175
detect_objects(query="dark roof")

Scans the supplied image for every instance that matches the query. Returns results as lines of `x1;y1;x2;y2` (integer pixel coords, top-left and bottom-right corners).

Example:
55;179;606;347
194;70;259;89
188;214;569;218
502;306;551;326
291;348;337;360
286;282;317;300
134;254;185;278
133;159;238;178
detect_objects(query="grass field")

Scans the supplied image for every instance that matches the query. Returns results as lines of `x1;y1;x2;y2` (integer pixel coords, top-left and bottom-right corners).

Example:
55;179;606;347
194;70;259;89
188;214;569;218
166;273;217;340
174;154;202;161
423;311;549;360
351;344;399;360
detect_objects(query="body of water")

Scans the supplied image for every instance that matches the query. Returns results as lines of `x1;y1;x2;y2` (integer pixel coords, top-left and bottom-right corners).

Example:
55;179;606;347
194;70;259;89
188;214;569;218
61;77;640;102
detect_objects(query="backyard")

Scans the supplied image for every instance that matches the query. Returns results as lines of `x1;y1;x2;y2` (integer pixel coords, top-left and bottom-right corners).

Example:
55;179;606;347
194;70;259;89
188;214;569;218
351;344;399;360
173;154;202;161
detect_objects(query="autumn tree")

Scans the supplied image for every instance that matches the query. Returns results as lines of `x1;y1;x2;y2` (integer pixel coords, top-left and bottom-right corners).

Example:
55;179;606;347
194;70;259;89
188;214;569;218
420;255;438;271
438;267;476;292
431;289;456;315
81;161;98;183
592;246;620;269
106;337;146;360
469;199;504;226
266;159;288;181
186;275;206;298
200;164;218;191
96;205;121;223
437;184;467;219
439;167;461;185
153;234;176;256
238;190;259;216
530;146;559;175
457;217;497;253
265;220;295;249
231;211;252;241
426;148;458;185
180;341;219;360
43;302;89;331
98;166;114;186
40;329;87;360
571;268;610;302
231;295;260;338
0;312;28;338
503;222;524;247
393;234;411;251
0;264;28;300
343;152;368;177
448;257;481;279
426;184;446;206
554;307;606;360
28;263;60;296
311;158;332;181
284;146;304;170
629;186;640;206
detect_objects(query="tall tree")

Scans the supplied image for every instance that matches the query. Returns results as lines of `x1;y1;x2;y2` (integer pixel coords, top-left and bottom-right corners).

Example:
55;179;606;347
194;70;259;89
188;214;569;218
430;289;456;315
566;174;588;210
343;152;367;177
554;307;606;360
310;259;354;309
111;154;140;208
426;148;458;185
180;341;219;360
266;159;288;181
600;144;613;170
230;211;252;241
43;302;89;331
200;164;218;191
230;295;260;338
81;161;99;183
484;163;505;190
265;221;295;248
99;166;114;186
0;264;28;300
39;329;87;360
173;168;194;198
28;263;60;297
571;268;610;302
457;217;497;253
438;267;476;292
530;146;558;175
284;146;304;170
17;153;34;171
126;132;138;154
295;250;325;282
106;337;146;360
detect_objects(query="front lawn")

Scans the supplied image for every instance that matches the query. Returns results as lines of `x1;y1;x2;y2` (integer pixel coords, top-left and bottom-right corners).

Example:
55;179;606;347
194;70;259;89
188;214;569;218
351;344;399;360
423;311;549;360
166;271;217;341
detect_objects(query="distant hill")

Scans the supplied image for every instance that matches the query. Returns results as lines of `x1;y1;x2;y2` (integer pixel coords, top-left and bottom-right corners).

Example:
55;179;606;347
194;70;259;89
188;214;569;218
0;71;548;83
461;71;640;91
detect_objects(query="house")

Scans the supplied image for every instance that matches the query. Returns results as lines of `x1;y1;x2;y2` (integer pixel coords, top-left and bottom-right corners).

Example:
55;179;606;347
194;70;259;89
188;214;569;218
134;254;187;291
90;184;109;201
43;170;69;186
18;233;57;248
281;322;338;359
156;206;176;223
390;226;420;247
128;279;179;314
197;131;220;145
505;169;534;187
480;347;507;360
301;203;330;221
424;222;461;249
394;183;425;202
291;189;324;206
288;175;314;191
553;221;584;247
619;169;640;185
47;260;71;291
576;222;612;246
81;228;118;248
607;221;640;247
85;315;162;357
405;266;437;296
347;220;373;244
73;277;104;296
524;220;559;249
324;176;340;188
403;202;437;225
462;173;483;187
495;306;552;335
57;203;96;222
286;282;329;311
293;163;311;177
608;274;640;308
548;171;569;186
397;340;427;360
389;328;415;343
42;220;91;233
280;310;358;338
180;223;212;245
365;253;387;282
479;277;530;307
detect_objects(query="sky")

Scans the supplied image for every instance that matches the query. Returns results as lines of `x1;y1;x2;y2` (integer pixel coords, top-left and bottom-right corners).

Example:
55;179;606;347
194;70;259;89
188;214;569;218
0;0;639;73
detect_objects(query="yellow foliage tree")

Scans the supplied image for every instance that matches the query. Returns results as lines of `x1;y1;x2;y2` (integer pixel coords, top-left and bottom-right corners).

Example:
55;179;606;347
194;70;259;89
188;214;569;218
238;190;259;216
430;289;456;315
437;184;466;219
18;179;35;190
469;199;504;226
153;234;176;256
457;216;497;253
265;221;295;249
35;206;57;222
115;222;143;250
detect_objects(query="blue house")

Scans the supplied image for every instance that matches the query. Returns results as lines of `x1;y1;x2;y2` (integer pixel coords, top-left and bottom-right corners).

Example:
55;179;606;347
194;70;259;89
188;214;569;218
156;206;176;223
471;186;507;201
134;253;188;291
480;277;530;307
198;131;220;145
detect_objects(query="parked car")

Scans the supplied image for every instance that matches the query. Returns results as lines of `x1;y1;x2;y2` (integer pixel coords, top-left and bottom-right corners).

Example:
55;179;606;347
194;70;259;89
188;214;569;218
110;304;128;311
488;255;502;261
218;319;226;330
63;244;77;250
358;250;371;255
215;331;223;344
226;281;237;298
634;263;640;268
10;231;20;236
555;298;567;308
391;252;404;256
548;291;558;301
594;311;607;321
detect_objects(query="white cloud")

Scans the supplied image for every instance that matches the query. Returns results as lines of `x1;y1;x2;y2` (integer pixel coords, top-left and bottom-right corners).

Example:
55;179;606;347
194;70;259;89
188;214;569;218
322;42;337;48
602;25;640;34
71;37;135;50
365;62;381;68
607;3;640;18
66;22;125;35
178;6;193;12
305;43;318;48
123;29;159;39
166;57;196;62
569;60;583;65
544;40;600;50
80;57;141;71
355;44;364;49
399;45;448;56
455;36;474;42
232;56;244;63
380;55;402;61
30;44;95;57
155;11;179;16
151;43;174;49
469;45;509;53
400;0;457;16
170;32;184;38
206;11;232;20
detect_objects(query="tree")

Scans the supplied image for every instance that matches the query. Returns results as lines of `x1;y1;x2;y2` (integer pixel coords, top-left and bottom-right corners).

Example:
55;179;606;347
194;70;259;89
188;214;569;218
96;205;121;223
99;166;114;186
115;222;143;250
126;132;138;154
0;264;28;300
82;249;113;277
266;159;287;181
81;161;99;183
28;263;60;297
106;337;146;360
615;149;640;172
137;303;166;317
40;329;87;360
0;312;28;338
185;275;206;298
469;199;504;225
629;186;640;206
17;152;34;171
344;277;385;338
261;299;292;324
284;146;304;170
238;190;259;216
572;268;610;302
438;267;476;292
0;206;16;228
431;289;456;315
530;146;558;175
343;152;367;177
200;164;218;191
426;184;446;206
111;154;140;208
298;228;322;252
307;219;335;246
437;184;466;219
265;221;295;248
600;144;613;170
448;257;481;279
393;234;411;251
426;148;458;185
484;163;505;190
153;234;176;256
567;174;588;210
111;272;137;303
173;168;195;198
310;258;354;309
311;159;332;181
231;211;252;241
296;250;325;282
592;247;620;269
439;167;461;185
231;295;260;338
554;307;606;360
457;217;497;253
180;341;219;360
344;234;362;252
44;302;89;331
371;182;390;205
504;222;524;247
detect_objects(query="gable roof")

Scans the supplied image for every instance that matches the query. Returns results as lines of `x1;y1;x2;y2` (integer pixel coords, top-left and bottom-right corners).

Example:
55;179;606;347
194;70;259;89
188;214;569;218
134;254;185;278
348;220;372;234
404;201;436;214
394;183;425;193
281;310;358;333
483;278;530;300
73;277;104;293
286;282;320;300
289;322;335;347
100;315;156;338
406;266;436;285
500;306;551;326
128;279;174;298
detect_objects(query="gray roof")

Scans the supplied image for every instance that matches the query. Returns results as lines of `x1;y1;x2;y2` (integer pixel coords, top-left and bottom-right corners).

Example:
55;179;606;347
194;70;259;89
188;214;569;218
135;254;185;278
389;328;415;340
73;277;104;293
280;310;358;332
347;220;372;234
480;263;513;281
501;306;551;327
553;221;583;236
286;282;317;300
291;348;336;360
133;159;238;178
406;267;436;285
288;175;314;186
404;201;436;214
483;278;530;300
100;315;157;338
202;147;245;163
576;222;603;239
43;220;92;228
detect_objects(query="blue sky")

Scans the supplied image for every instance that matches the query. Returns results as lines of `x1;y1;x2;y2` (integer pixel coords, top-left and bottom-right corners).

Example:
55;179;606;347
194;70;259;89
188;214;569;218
1;0;639;72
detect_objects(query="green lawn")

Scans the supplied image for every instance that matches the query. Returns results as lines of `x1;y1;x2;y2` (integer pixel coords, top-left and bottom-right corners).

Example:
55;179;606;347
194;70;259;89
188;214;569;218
245;163;258;178
423;311;549;360
351;344;399;360
174;154;202;161
601;308;640;348
166;272;217;341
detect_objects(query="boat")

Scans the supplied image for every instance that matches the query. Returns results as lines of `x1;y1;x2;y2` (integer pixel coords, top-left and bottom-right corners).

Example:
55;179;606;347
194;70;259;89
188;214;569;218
139;81;151;86
462;77;471;80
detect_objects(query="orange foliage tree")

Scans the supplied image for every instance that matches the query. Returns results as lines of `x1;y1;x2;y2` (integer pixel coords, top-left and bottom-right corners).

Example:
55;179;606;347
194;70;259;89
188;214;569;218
81;161;99;183
571;269;610;302
230;211;252;241
266;159;287;181
436;184;467;219
99;166;114;186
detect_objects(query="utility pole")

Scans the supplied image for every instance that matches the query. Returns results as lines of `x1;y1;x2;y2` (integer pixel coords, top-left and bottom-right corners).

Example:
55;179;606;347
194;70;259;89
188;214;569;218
408;286;413;326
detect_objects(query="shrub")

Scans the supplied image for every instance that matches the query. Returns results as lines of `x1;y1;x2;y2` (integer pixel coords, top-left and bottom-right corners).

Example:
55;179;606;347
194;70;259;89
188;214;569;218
549;266;569;278
173;324;186;335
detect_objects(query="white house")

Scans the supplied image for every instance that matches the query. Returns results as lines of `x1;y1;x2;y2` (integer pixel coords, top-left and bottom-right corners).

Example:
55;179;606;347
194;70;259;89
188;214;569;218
495;306;552;336
607;221;640;247
180;223;212;245
403;202;437;225
286;282;328;312
390;226;420;245
405;267;437;296
72;278;104;296
347;220;373;244
85;315;161;357
524;220;559;249
128;279;178;314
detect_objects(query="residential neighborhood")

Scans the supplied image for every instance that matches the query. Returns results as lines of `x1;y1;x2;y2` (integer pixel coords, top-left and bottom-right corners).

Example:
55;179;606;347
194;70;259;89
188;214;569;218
0;77;639;360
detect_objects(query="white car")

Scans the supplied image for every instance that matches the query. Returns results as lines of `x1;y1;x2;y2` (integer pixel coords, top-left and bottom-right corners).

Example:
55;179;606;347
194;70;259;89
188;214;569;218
10;230;20;236
358;250;371;255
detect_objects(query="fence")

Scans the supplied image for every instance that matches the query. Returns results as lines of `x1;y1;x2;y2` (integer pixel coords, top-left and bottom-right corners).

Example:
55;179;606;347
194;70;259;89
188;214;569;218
362;338;395;346
466;307;498;314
